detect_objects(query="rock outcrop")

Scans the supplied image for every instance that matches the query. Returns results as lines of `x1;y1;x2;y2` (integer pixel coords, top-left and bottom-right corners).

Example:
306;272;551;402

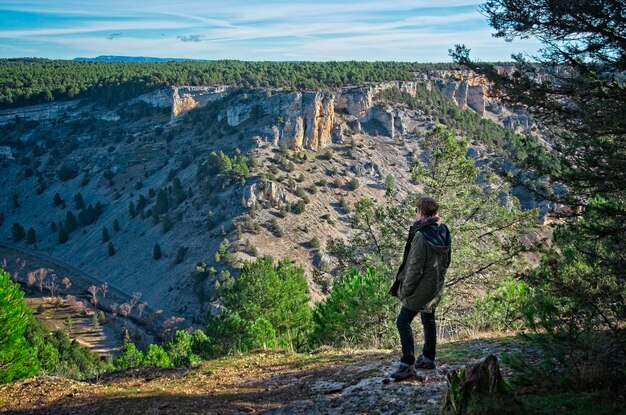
244;180;290;208
0;100;79;125
171;85;231;121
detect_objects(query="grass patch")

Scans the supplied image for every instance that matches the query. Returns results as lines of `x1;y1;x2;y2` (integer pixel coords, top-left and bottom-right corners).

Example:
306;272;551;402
521;392;624;415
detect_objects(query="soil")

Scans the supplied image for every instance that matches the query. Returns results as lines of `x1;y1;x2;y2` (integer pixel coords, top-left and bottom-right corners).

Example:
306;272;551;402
0;335;543;415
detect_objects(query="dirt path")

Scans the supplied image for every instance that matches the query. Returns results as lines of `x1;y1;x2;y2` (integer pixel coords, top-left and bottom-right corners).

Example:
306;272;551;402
0;336;542;415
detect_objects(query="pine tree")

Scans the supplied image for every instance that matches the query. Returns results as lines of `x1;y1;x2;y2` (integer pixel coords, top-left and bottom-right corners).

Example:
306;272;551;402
0;269;39;382
102;227;110;243
175;246;186;264
11;223;25;242
53;192;63;206
107;242;116;256
452;0;626;365
26;227;36;245
128;201;136;218
113;219;121;232
74;193;84;210
58;226;69;244
328;126;536;304
153;243;162;260
64;211;78;233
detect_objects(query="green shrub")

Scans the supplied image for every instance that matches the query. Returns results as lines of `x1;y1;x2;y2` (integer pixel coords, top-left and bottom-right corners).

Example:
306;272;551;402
153;243;162;260
310;268;397;349
143;344;170;368
26;227;36;244
175;246;187;264
58;164;78;181
107;242;116;256
114;342;144;370
11;223;25;242
348;177;360;191
0;269;39;383
166;330;199;368
464;278;530;333
25;318;109;379
248;318;277;350
206;257;312;355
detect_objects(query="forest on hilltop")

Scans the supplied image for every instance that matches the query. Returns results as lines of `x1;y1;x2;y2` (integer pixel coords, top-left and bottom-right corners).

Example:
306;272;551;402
0;59;463;109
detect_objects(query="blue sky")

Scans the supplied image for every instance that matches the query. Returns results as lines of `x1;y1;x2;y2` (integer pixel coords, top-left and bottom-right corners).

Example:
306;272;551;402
0;1;541;61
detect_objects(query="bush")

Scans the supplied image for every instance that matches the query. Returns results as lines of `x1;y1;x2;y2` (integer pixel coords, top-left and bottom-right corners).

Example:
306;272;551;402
348;177;360;191
58;164;78;181
0;269;39;383
206;257;312;355
269;218;284;237
161;214;173;233
11;223;25;242
153;243;162;260
464;278;530;333
143;344;170;368
166;330;199;368
310;237;321;249
26;227;36;244
102;227;110;243
107;242;116;256
291;200;306;214
310;268;398;349
25;319;109;379
175;246;187;264
58;227;69;244
114;342;144;370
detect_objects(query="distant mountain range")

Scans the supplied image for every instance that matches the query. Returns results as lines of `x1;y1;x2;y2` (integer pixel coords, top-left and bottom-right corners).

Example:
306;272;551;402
73;56;211;62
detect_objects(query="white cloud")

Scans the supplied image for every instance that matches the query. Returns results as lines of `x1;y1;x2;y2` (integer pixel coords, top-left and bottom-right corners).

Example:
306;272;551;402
0;1;540;61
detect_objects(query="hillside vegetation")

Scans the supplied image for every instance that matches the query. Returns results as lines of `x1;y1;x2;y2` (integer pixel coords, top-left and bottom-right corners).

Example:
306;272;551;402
2;3;626;409
0;59;463;109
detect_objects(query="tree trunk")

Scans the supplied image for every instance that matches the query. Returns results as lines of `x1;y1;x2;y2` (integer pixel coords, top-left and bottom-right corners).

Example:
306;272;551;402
442;355;517;415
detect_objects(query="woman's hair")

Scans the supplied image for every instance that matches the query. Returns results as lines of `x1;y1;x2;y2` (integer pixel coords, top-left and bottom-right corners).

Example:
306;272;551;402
416;196;439;217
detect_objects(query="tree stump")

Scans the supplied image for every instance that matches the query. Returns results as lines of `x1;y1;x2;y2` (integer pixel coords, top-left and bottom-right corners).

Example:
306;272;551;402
442;354;518;415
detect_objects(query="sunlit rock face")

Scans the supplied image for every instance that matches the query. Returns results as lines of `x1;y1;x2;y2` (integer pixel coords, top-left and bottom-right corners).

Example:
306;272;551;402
171;86;231;120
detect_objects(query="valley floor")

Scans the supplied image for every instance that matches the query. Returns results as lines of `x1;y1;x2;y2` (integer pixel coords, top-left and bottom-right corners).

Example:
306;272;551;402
4;334;614;415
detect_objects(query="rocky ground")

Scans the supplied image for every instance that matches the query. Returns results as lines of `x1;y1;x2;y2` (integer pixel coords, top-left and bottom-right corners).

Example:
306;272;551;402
0;334;543;415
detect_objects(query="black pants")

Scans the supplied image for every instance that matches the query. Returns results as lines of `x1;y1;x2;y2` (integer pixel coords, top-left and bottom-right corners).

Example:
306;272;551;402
396;306;436;365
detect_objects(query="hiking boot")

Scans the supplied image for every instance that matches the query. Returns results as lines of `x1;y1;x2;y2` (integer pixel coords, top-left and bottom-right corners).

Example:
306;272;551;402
390;363;417;381
414;355;436;370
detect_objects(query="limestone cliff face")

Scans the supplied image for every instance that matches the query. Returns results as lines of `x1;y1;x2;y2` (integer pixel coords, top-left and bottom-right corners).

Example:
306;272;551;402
0;100;79;125
302;93;334;150
431;70;492;115
171;86;231;121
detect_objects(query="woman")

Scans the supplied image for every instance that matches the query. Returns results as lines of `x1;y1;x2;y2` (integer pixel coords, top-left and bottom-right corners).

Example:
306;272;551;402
389;196;452;380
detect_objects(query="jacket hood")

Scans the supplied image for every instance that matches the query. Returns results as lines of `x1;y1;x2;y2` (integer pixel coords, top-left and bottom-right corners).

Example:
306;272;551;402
417;223;451;252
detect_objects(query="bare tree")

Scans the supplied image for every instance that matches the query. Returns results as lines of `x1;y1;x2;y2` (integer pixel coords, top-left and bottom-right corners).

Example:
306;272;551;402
33;268;48;293
129;291;142;312
148;309;164;329
43;274;59;298
162;316;186;339
26;271;36;287
137;302;147;317
65;294;78;307
1;258;7;269
62;277;72;291
110;303;119;318
100;282;108;299
118;303;132;324
87;285;99;306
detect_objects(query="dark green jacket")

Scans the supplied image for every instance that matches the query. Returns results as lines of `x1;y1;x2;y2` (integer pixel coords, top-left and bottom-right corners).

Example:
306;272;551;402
395;222;452;313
